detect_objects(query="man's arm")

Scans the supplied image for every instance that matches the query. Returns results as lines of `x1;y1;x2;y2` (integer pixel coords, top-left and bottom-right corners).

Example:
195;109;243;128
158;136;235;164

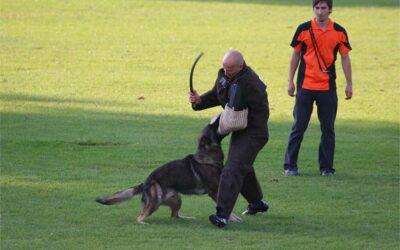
288;50;300;97
341;53;353;100
189;86;220;111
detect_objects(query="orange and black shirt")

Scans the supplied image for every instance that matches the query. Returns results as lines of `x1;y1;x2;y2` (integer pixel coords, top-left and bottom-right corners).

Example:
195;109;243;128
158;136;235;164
291;18;351;91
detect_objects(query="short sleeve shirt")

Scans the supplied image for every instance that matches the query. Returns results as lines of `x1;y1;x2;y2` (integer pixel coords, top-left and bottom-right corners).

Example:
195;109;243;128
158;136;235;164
291;18;351;91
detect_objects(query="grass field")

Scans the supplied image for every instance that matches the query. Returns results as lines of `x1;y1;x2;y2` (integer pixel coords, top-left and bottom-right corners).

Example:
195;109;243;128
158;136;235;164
1;0;399;249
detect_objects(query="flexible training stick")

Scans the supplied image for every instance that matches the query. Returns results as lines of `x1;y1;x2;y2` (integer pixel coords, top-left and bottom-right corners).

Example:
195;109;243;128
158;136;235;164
189;52;204;93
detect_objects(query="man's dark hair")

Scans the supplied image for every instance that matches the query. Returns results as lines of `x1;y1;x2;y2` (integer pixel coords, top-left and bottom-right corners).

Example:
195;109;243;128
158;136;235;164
313;0;333;9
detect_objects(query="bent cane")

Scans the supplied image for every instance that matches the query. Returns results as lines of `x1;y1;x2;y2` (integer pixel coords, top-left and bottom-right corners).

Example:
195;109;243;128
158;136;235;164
189;52;204;93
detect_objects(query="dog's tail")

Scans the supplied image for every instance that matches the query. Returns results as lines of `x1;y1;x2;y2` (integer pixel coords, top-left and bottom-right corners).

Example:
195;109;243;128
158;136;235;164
95;184;143;205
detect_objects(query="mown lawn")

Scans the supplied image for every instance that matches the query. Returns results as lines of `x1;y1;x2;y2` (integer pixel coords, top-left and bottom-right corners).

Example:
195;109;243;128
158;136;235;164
1;0;399;249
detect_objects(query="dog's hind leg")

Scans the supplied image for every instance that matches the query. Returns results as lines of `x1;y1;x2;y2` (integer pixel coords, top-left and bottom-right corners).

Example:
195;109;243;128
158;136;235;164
136;183;162;224
162;194;182;218
136;204;158;224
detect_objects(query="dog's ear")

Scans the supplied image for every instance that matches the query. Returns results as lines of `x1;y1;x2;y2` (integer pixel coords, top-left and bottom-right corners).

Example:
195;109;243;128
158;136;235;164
209;114;220;130
208;114;228;143
215;130;228;143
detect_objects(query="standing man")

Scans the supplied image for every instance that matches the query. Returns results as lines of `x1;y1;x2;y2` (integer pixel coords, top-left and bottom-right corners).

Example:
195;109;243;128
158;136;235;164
283;0;353;176
189;50;269;228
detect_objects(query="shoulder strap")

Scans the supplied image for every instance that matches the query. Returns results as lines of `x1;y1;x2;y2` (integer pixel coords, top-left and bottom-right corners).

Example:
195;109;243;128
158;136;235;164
309;26;330;73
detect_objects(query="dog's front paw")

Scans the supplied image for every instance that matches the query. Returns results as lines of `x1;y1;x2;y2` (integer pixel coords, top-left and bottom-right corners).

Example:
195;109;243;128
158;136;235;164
228;213;243;223
175;215;196;219
136;219;148;225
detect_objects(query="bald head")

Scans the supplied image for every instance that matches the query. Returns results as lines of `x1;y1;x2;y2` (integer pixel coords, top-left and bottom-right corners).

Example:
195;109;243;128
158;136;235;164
223;50;244;66
222;50;245;78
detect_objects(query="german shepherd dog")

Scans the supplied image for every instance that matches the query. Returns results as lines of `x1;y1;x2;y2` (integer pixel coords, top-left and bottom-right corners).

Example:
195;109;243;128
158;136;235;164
96;117;242;224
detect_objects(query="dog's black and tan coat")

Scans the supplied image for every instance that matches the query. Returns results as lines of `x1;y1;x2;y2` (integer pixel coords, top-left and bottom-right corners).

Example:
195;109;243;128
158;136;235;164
96;118;241;224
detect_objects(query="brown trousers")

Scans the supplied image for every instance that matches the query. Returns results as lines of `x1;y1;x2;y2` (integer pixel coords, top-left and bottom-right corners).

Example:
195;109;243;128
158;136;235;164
216;131;268;218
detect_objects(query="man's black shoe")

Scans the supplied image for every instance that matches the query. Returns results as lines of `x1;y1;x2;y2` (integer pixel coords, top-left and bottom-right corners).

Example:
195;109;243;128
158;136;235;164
242;200;269;215
283;169;299;176
209;214;228;228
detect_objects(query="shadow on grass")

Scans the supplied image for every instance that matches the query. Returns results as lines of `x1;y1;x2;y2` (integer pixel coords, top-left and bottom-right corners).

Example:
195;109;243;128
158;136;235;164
0;92;135;108
170;0;399;7
1;92;398;177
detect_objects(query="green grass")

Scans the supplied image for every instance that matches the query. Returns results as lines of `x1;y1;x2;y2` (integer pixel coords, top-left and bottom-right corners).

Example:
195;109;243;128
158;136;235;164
1;0;399;249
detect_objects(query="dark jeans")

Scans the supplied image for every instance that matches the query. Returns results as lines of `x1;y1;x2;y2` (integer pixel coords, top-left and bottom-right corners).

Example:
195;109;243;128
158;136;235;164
216;131;268;219
284;88;338;173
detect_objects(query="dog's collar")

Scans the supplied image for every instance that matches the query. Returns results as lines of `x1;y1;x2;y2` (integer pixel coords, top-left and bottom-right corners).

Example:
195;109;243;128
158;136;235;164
191;155;223;167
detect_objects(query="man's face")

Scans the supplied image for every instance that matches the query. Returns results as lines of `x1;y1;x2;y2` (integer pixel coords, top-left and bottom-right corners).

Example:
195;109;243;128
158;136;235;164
223;62;242;78
313;1;331;23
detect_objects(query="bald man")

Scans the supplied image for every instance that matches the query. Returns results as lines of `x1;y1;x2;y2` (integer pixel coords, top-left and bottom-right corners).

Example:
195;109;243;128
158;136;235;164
189;50;270;228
